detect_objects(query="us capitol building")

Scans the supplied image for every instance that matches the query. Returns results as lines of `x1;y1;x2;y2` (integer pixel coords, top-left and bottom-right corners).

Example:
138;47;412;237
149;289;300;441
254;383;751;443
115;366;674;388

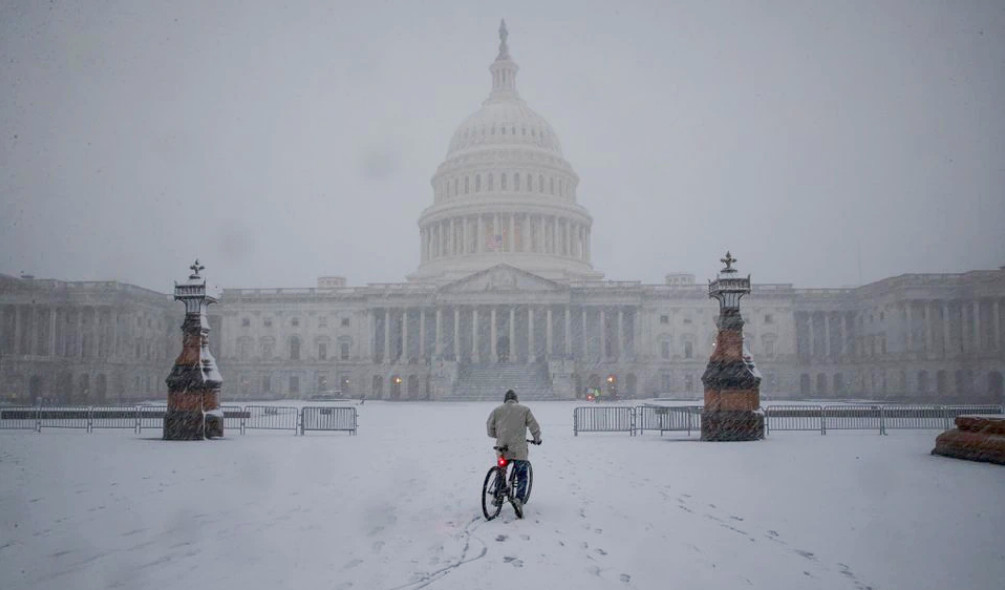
2;23;1003;404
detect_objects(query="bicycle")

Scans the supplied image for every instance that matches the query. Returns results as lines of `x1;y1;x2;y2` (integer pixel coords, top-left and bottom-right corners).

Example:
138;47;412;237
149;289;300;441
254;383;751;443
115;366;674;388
481;440;539;520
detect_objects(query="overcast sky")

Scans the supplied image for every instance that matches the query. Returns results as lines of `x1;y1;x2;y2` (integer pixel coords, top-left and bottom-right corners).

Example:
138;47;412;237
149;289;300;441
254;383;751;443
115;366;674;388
2;1;1003;293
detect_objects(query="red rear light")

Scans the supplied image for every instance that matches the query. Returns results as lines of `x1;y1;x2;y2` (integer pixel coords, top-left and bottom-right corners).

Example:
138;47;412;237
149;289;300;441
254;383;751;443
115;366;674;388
497;456;508;467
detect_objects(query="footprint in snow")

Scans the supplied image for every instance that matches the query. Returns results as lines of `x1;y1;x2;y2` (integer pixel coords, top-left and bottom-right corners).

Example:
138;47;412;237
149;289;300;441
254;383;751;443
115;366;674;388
503;556;524;567
795;549;816;561
596;548;607;556
620;573;631;583
496;534;508;542
342;558;363;570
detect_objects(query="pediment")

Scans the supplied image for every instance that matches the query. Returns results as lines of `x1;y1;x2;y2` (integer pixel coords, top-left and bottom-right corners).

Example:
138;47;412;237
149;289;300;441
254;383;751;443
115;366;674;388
440;264;564;294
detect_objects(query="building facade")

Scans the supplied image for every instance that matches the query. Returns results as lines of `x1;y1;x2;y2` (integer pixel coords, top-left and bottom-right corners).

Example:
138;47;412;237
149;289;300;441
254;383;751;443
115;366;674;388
2;25;1003;404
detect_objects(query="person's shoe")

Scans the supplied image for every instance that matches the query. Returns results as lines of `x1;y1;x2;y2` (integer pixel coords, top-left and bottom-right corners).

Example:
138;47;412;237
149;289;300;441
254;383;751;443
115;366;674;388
511;497;523;519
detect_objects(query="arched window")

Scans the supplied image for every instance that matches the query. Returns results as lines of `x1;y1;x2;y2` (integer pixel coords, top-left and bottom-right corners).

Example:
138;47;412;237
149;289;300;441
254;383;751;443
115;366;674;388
290;336;301;361
550;177;555;195
475;174;481;192
487;173;493;191
514;173;521;191
464;176;470;194
453;178;458;196
501;173;507;190
539;175;544;193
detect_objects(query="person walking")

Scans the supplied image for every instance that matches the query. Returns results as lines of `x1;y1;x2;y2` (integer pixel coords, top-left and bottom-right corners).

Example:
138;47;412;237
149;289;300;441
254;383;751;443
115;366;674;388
486;390;542;515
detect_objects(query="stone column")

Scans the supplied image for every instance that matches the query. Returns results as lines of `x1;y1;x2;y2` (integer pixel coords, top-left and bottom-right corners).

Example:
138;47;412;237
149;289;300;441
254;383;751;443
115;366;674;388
823;313;831;359
599;308;607;359
528;307;535;360
994;299;1001;350
383;309;391;363
435;308;443;358
419;308;426;360
453;307;460;361
582;307;588;358
509;307;516;361
546;307;553;359
552;217;559;254
564;306;571;357
807;313;815;359
490;307;498;362
49;307;57;358
973;300;981;350
943;301;952;358
477;216;485;253
509;214;515;253
461;217;468;255
401;308;408;362
618;308;625;360
905;302;913;352
925;302;934;358
472;307;479;362
841;313;848;356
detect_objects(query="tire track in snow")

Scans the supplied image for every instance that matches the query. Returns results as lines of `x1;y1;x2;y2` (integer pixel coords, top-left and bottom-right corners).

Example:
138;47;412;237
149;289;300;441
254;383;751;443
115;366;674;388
385;515;488;590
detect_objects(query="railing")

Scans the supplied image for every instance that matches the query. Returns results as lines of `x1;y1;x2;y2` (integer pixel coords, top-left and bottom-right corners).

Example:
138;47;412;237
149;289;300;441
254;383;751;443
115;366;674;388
0;404;359;436
301;406;358;435
573;406;636;436
579;403;1005;437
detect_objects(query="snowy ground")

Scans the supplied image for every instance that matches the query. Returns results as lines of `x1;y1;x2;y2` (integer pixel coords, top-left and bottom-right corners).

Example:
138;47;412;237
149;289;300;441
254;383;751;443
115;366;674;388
1;401;1003;590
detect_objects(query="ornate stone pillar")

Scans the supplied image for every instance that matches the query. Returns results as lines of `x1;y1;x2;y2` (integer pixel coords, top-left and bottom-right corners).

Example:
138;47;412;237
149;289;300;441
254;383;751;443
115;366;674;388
701;252;763;441
164;261;223;440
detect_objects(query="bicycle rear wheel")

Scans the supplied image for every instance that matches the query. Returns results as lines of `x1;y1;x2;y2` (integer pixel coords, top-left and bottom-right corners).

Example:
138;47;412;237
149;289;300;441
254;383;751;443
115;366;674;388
481;467;504;520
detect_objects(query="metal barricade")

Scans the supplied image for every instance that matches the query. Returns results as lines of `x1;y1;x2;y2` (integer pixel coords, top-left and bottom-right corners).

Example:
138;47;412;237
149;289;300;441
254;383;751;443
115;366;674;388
301;406;358;435
137;406;166;433
37;406;91;431
220;405;248;434
243;405;299;434
90;406;142;432
0;406;40;431
765;405;825;435
573;406;636;436
822;406;882;434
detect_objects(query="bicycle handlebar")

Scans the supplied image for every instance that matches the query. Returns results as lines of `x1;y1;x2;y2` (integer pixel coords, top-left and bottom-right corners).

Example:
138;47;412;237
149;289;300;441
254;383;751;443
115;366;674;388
494;439;542;452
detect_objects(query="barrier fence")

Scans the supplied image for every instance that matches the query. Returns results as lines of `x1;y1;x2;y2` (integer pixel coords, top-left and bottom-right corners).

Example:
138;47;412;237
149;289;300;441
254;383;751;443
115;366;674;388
573;406;636;436
0;404;358;436
575;403;1005;436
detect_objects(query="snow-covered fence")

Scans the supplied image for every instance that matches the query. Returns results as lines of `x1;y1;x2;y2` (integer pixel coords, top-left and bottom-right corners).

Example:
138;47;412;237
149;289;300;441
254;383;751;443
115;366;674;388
90;406;144;432
301;406;358;435
38;406;91;431
764;404;1005;435
574;406;636;436
243;405;300;434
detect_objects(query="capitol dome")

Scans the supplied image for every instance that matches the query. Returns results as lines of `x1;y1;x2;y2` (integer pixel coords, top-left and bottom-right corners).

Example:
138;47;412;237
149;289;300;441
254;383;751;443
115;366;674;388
409;21;602;284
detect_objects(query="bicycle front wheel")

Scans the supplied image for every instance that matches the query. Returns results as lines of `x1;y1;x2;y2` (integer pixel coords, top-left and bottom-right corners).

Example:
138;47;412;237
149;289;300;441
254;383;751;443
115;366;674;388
481;467;504;520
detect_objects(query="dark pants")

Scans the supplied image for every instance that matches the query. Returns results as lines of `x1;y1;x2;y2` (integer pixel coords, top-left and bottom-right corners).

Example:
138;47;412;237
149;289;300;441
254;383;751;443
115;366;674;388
510;460;530;502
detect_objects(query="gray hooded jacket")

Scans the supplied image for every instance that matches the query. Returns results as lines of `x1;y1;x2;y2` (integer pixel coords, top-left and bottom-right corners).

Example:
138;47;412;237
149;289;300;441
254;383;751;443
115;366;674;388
486;399;542;461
